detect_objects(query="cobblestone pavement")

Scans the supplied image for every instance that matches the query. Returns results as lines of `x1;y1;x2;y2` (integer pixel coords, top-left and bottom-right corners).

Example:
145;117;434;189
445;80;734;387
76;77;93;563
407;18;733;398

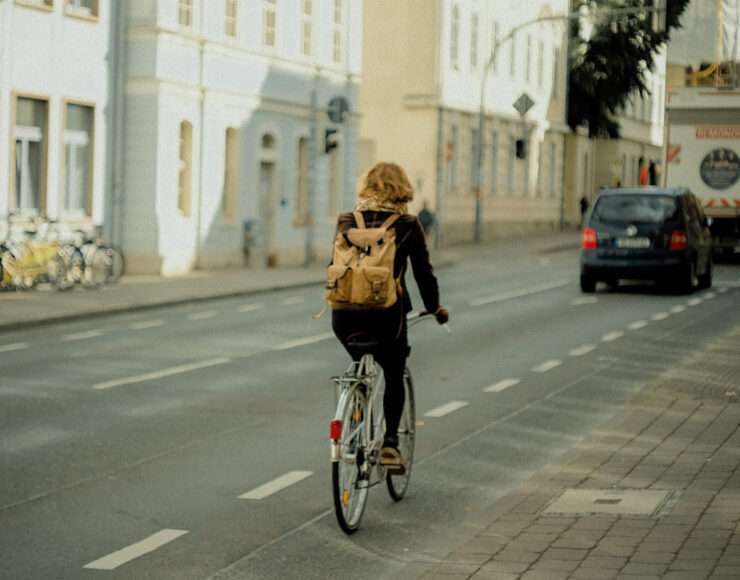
419;325;740;580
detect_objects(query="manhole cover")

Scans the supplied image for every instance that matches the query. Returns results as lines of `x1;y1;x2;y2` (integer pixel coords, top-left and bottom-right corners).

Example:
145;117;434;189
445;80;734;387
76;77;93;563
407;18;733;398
542;489;678;517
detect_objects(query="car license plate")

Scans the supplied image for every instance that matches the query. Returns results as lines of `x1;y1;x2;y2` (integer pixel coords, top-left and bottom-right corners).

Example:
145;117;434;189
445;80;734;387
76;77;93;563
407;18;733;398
615;237;650;248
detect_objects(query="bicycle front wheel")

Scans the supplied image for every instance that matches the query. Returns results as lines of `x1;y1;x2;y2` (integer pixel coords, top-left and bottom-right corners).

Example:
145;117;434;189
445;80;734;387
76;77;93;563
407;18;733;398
387;368;415;501
332;385;369;534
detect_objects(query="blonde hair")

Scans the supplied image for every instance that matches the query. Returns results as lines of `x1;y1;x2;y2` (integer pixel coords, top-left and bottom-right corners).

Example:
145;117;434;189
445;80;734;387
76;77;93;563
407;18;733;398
355;162;414;213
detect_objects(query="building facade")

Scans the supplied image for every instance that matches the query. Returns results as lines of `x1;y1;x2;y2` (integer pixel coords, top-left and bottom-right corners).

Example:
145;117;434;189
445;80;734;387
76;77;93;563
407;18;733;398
361;0;570;244
1;0;362;275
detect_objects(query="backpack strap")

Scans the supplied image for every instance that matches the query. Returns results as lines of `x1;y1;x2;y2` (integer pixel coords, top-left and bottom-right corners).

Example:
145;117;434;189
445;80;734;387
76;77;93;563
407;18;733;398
353;211;366;229
380;213;401;229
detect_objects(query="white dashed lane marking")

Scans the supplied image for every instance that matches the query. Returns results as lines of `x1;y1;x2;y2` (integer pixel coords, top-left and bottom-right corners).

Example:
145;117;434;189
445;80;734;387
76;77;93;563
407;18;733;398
687;298;702;306
532;359;562;373
670;305;686;314
83;529;189;570
281;297;305;305
572;296;598;306
130;320;165;330
484;378;520;393
62;330;104;341
601;331;624;342
238;303;264;312
569;344;596;357
425;401;469;418
93;357;231;390
471;279;569;306
627;320;649;330
651;312;669;321
0;342;29;353
187;311;218;320
239;471;313;500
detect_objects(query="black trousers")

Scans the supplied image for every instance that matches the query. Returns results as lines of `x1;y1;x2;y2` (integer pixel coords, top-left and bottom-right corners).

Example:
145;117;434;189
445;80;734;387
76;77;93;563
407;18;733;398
332;305;409;440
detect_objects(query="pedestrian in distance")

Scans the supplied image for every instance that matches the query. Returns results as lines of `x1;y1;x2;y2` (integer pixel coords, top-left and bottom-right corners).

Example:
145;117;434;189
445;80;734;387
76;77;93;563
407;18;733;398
579;196;589;225
417;200;437;245
329;161;449;472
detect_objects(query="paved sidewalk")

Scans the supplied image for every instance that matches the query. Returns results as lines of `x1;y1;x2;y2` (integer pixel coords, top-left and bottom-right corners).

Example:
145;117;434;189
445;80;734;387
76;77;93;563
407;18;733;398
419;325;740;580
0;231;580;331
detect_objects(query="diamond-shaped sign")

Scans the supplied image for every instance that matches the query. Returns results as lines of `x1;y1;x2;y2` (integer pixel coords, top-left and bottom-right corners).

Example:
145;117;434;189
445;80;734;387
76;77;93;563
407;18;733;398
513;92;535;116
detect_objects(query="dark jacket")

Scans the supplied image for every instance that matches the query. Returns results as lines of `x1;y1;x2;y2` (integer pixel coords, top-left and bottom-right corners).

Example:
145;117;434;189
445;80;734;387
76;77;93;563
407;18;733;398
334;210;440;314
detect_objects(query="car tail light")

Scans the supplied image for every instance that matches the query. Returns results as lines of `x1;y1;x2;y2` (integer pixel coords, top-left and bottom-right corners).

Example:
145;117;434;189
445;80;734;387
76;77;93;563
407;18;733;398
582;227;597;250
670;230;687;251
330;420;342;440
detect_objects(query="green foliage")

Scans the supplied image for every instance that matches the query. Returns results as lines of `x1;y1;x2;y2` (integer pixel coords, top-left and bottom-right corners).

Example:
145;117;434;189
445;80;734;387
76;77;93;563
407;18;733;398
568;0;690;138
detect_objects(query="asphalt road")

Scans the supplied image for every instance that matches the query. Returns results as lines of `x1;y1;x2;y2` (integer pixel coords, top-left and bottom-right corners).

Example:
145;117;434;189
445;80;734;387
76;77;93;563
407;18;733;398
1;246;739;579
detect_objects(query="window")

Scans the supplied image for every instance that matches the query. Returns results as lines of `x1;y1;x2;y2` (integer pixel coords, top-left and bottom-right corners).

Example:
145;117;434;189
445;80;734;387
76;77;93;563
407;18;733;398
17;0;53;9
537;40;544;89
178;121;193;216
221;128;239;222
470;13;479;71
295;137;309;223
64;103;93;216
262;0;276;48
552;47;560;97
489;130;498;192
450;5;459;70
177;0;193;28
66;0;98;17
225;0;238;38
14;97;48;215
509;32;516;79
301;0;312;56
332;0;343;63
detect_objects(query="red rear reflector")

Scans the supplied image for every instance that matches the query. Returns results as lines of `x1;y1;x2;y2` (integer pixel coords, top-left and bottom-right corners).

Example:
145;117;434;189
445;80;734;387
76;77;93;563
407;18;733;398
582;227;597;250
670;230;687;250
330;420;342;440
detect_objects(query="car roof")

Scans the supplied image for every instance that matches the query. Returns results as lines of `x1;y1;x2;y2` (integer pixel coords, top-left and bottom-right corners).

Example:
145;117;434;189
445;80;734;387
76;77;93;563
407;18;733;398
597;187;689;198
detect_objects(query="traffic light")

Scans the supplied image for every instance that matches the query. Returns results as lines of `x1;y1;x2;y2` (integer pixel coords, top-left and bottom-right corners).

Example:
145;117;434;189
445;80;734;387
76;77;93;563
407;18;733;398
515;139;526;159
324;128;338;154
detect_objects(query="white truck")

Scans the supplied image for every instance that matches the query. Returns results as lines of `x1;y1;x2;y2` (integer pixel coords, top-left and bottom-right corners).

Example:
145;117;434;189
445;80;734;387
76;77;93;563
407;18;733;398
664;87;740;256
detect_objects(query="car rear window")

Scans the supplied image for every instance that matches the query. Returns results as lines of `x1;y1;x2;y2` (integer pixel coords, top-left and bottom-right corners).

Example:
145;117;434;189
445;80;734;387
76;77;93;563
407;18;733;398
591;194;680;225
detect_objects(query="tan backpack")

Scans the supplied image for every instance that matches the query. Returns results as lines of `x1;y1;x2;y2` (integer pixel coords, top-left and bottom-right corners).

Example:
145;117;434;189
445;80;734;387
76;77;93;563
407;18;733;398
324;211;401;311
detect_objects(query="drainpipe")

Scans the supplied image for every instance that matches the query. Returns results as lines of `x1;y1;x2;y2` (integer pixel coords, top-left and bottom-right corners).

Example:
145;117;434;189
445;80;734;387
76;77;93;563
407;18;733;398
194;7;206;269
108;0;127;247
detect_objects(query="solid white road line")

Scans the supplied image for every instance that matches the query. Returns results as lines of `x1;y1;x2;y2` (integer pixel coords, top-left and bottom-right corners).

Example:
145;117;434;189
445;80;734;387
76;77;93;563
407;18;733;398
424;400;469;418
130;320;165;330
484;378;520;393
627;320;649;330
569;344;596;357
601;331;624;342
93;357;231;390
238;303;264;312
239;470;313;500
651;312;669;321
0;342;29;353
532;359;562;373
187;311;218;320
670;305;686;314
281;297;305;305
471;279;570;307
272;332;334;351
62;330;104;341
83;529;189;570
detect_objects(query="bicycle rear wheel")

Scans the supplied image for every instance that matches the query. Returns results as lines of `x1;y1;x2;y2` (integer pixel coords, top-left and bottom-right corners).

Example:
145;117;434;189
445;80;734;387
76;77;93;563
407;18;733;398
332;385;369;534
387;368;415;501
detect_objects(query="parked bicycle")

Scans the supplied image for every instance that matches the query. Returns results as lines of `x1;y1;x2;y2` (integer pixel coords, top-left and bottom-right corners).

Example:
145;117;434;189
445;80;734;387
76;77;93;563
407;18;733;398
329;312;448;534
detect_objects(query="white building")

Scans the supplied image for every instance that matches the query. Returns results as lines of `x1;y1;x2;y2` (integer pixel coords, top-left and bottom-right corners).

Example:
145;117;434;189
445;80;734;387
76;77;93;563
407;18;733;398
1;0;362;275
0;0;109;229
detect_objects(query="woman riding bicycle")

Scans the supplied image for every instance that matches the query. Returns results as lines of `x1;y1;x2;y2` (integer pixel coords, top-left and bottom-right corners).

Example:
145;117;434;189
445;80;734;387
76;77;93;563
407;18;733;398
331;161;449;474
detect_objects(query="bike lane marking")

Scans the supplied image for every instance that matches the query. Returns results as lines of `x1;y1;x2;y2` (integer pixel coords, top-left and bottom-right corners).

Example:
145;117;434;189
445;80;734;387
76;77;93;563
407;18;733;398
484;378;520;393
92;357;231;390
239;471;314;500
0;342;29;352
424;401;468;417
83;529;189;570
470;279;569;307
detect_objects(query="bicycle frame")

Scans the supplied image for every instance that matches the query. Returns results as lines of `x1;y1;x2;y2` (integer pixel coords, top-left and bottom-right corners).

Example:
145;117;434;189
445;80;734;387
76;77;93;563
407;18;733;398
330;354;386;481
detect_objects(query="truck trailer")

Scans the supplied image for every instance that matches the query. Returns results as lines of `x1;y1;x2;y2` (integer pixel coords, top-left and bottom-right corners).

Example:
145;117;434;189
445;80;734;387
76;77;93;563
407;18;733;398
664;87;740;256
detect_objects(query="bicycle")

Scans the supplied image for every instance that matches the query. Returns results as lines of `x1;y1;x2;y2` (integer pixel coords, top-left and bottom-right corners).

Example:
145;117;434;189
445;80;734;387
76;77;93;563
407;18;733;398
329;312;447;534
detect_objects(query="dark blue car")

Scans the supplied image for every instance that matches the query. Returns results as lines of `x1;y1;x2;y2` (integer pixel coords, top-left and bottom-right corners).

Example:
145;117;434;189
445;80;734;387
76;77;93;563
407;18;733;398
580;187;713;293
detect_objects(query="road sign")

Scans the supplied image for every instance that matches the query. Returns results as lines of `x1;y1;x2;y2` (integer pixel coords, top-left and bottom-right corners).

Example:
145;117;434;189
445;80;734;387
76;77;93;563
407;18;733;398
513;92;535;116
327;96;350;123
